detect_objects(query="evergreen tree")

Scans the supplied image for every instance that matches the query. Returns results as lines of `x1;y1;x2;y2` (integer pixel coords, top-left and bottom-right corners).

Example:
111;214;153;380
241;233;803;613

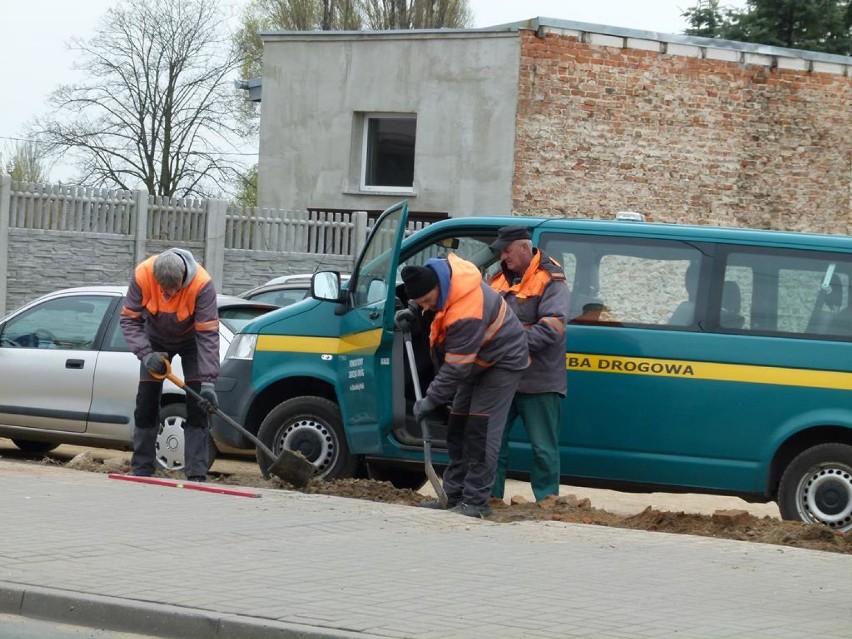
683;0;852;54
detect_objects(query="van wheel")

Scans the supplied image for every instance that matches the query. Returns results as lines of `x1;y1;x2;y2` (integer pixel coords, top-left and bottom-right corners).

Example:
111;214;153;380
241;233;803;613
778;443;852;532
12;439;60;454
155;403;218;472
257;397;357;481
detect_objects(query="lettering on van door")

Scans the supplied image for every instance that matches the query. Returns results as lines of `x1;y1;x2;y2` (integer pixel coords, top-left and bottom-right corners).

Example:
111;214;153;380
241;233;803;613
348;357;365;391
568;354;695;377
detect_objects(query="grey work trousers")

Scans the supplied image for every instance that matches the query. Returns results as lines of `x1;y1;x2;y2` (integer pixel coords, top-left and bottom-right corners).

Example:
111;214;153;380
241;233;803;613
440;366;522;508
131;341;210;479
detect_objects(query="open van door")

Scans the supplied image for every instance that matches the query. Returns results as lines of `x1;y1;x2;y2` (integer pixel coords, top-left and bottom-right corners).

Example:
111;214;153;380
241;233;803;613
335;201;409;453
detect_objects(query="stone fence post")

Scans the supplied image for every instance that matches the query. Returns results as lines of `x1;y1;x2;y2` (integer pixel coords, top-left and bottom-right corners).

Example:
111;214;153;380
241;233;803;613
353;210;369;256
133;189;148;265
0;175;10;316
205;199;228;289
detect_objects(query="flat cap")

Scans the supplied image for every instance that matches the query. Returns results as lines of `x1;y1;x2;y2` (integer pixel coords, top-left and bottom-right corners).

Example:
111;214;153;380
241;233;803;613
489;226;531;252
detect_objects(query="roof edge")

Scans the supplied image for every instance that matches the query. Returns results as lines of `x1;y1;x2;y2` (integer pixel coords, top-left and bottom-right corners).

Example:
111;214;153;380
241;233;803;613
260;16;852;65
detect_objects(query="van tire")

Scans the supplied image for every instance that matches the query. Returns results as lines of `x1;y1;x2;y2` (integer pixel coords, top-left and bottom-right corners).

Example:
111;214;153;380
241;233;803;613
778;443;852;532
257;397;357;481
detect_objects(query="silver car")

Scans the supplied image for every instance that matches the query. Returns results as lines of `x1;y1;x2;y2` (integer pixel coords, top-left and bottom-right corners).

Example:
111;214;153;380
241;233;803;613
238;272;350;307
0;286;275;470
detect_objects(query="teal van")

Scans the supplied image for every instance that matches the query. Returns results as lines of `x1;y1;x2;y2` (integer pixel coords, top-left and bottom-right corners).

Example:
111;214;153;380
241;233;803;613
212;201;852;530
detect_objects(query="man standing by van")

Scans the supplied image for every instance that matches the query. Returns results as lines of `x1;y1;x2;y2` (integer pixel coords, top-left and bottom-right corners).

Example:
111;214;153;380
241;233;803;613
120;248;220;482
401;253;528;518
488;226;570;502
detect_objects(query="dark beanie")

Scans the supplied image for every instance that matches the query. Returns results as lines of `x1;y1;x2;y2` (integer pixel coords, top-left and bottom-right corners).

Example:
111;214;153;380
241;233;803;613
401;265;438;299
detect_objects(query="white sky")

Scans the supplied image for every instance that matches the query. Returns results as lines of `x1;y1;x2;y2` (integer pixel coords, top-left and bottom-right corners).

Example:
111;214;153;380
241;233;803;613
0;0;746;180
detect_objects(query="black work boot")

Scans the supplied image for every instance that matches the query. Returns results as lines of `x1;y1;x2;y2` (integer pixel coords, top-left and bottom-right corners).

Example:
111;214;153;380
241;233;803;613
420;495;460;510
450;502;493;518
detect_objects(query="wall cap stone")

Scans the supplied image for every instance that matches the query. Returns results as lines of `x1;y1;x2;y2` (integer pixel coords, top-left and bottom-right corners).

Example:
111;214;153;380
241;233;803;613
511;16;851;75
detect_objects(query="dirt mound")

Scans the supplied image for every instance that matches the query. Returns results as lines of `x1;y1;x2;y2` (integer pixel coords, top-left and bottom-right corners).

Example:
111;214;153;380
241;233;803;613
53;452;852;556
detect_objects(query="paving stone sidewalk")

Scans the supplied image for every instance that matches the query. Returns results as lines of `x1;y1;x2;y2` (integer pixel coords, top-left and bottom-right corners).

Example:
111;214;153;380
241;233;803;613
0;461;850;639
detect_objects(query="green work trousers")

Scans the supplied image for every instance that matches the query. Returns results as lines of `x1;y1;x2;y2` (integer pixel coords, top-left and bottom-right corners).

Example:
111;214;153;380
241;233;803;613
491;392;561;501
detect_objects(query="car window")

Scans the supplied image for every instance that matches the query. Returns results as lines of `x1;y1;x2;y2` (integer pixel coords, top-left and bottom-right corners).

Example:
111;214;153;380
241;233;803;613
246;288;308;307
0;295;114;350
218;306;274;332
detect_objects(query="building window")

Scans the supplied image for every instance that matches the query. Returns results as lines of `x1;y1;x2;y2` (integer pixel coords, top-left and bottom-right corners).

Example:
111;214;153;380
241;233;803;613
361;114;416;192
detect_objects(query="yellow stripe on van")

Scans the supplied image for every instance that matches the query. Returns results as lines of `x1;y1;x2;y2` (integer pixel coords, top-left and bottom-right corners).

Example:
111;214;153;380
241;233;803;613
567;353;852;391
258;329;383;355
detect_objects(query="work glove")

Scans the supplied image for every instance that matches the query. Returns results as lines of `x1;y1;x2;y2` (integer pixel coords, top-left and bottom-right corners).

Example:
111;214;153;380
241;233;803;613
413;396;437;420
394;306;416;331
198;382;218;413
143;352;168;376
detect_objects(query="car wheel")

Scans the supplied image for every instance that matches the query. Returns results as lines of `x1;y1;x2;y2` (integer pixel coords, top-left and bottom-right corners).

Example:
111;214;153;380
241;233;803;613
257;397;358;481
155;403;218;472
11;439;60;454
367;463;427;490
778;443;852;532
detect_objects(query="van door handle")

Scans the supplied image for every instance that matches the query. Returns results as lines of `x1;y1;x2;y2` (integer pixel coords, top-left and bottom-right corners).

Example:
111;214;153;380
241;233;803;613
368;310;380;320
66;359;85;369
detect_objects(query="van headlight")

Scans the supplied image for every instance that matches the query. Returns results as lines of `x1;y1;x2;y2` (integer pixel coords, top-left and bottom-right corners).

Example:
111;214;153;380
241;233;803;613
225;334;257;360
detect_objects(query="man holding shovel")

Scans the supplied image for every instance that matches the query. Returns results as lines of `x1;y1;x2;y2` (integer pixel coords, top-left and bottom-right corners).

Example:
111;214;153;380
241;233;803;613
488;226;570;502
401;253;528;518
120;248;220;482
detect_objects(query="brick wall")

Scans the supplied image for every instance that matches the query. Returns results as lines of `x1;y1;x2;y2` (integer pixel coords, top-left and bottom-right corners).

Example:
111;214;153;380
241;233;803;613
513;29;852;234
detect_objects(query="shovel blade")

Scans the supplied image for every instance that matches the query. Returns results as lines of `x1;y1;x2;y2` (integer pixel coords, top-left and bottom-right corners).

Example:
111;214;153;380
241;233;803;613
268;450;314;488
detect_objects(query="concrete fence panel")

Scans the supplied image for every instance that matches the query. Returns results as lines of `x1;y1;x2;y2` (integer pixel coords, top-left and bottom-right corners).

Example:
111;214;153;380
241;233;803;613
1;180;421;313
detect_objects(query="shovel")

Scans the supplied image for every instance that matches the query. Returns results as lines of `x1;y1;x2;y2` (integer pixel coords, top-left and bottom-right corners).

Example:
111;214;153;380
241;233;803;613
398;311;448;508
151;357;315;488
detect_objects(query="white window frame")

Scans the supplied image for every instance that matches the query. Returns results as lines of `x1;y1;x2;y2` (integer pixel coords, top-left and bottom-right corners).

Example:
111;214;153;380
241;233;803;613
359;113;417;194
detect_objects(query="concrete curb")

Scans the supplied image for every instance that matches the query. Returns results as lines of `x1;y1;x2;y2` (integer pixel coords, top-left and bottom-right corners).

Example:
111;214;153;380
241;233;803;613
0;581;369;639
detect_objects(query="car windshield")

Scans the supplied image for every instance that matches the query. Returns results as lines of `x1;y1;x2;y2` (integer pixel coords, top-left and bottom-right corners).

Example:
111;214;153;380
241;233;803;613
218;307;272;333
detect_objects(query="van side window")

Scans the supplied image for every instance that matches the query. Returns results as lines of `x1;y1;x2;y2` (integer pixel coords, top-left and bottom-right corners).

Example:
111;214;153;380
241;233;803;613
540;234;703;327
723;249;852;339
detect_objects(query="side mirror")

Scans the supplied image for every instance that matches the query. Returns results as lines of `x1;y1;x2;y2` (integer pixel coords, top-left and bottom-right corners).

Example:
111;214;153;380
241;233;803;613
312;271;341;301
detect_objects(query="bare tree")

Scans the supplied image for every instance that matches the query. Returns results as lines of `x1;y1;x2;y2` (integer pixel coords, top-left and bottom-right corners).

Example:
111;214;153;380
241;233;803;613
361;0;472;30
32;0;243;197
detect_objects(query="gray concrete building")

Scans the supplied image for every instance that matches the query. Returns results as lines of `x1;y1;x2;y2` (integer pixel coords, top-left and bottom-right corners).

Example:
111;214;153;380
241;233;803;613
257;28;520;217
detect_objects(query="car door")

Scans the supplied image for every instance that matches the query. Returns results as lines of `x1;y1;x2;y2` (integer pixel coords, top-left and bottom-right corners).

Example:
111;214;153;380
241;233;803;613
0;292;120;433
337;201;409;452
88;301;146;438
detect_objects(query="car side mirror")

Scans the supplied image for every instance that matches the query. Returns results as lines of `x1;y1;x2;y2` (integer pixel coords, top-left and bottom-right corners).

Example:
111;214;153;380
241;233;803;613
312;271;342;301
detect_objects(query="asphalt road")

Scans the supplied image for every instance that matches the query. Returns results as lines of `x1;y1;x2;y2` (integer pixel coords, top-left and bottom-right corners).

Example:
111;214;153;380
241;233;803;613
0;614;158;639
